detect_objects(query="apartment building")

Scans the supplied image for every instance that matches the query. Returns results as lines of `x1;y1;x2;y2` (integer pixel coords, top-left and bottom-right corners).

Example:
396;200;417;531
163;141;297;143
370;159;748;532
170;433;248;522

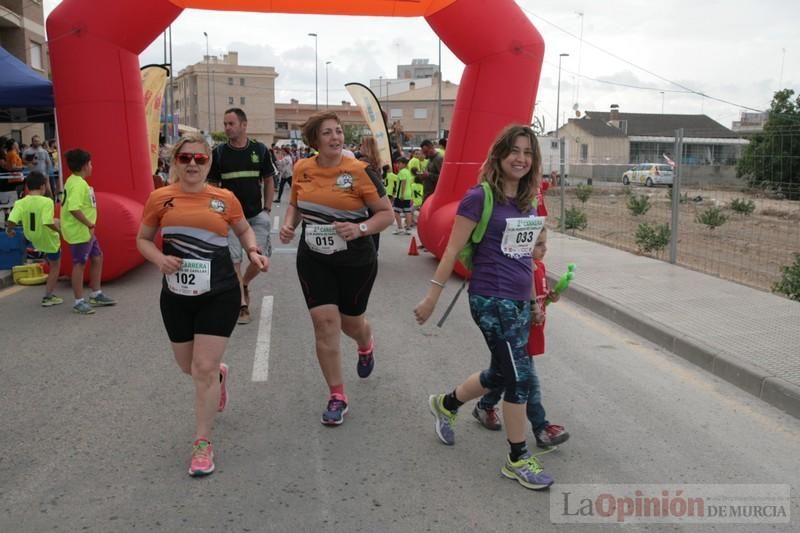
378;77;457;147
274;100;366;144
172;51;277;144
0;0;50;141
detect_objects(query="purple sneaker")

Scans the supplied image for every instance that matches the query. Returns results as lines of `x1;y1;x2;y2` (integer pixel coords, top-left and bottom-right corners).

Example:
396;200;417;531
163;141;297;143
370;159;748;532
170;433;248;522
501;453;554;490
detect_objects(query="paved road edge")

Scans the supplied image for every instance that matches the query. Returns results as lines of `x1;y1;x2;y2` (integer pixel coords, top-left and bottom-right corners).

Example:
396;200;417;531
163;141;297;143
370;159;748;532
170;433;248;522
548;272;800;420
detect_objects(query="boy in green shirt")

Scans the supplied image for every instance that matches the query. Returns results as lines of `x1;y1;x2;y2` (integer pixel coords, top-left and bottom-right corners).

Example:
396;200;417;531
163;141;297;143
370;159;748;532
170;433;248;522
392;157;415;235
61;148;116;315
6;171;64;306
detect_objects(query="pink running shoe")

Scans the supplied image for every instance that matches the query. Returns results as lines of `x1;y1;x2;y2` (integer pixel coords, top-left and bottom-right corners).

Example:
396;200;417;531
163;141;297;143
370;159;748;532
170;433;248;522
189;438;215;477
218;363;229;413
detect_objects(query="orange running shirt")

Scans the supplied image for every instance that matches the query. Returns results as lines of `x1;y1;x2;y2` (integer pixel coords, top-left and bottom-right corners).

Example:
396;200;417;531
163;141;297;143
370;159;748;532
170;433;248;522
291;156;384;264
142;183;245;294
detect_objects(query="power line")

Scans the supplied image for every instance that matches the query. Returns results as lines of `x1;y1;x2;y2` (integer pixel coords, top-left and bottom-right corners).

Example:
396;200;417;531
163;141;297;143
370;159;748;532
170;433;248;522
520;3;766;113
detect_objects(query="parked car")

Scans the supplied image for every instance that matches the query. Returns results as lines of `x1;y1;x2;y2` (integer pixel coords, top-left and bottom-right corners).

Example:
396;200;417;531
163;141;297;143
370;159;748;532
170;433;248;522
621;163;673;187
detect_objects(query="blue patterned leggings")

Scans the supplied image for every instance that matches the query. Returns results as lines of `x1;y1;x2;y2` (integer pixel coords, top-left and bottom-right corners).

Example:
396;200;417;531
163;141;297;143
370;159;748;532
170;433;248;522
469;294;532;405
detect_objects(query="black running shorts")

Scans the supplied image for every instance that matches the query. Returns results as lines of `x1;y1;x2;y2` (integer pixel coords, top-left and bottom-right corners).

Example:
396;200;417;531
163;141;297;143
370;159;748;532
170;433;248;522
159;285;241;343
296;251;378;316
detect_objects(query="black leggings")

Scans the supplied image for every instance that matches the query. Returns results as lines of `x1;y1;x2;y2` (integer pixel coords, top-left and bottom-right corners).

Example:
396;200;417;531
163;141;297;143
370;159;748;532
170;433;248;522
276;177;292;202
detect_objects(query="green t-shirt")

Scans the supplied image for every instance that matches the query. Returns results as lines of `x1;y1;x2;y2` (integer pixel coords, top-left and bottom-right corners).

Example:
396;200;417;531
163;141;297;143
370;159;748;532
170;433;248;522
8;195;60;253
407;158;422;176
61;174;96;244
386;172;399;198
396;168;414;201
411;182;424;208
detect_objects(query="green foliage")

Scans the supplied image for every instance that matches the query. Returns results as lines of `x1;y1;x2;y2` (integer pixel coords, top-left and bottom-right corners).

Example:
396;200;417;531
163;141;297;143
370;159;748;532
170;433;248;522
622;185;632;196
575;184;593;203
210;131;227;143
343;124;363;145
730;198;755;215
635;223;671;255
627;194;651;216
772;253;800;301
696;206;728;230
667;188;689;203
560;205;587;232
736;89;800;200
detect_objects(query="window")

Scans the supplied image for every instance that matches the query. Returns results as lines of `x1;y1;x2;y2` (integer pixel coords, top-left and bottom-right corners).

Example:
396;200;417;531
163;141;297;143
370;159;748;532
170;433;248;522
550;141;559;150
228;96;234;105
30;42;43;70
228;77;233;85
240;96;246;105
414;108;427;119
240;78;245;86
275;121;289;130
390;108;403;118
580;144;589;162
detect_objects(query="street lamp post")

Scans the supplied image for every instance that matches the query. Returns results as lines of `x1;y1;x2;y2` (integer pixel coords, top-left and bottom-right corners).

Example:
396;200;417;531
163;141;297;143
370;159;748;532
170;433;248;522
203;32;211;135
308;33;318;110
325;60;332;108
556;53;569;233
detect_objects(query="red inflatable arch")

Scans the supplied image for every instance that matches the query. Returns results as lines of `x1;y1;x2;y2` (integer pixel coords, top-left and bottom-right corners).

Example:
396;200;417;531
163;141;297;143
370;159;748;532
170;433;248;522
46;0;544;280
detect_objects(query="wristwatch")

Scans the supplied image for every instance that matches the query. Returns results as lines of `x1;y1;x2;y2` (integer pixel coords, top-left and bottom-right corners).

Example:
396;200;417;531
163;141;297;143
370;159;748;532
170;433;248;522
358;223;368;236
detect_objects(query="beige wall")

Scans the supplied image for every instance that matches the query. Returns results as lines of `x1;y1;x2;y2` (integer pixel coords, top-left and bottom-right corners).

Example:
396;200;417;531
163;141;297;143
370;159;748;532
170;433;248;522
274;102;366;143
380;100;453;145
560;122;629;166
173;53;277;144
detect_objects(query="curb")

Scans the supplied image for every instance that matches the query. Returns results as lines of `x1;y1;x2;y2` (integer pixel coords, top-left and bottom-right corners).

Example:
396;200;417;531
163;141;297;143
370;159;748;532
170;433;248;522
547;272;800;420
0;270;13;289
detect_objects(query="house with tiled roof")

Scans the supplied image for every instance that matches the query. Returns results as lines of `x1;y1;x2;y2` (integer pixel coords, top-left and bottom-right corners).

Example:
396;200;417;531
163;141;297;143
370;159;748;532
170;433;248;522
553;105;748;183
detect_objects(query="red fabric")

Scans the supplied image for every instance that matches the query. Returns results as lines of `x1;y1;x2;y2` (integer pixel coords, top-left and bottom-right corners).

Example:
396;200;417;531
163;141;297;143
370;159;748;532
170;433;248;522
536;186;548;217
527;259;548;356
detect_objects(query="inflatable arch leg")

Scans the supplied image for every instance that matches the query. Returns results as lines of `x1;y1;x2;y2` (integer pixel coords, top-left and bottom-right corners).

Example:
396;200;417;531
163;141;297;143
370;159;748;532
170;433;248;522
47;0;543;280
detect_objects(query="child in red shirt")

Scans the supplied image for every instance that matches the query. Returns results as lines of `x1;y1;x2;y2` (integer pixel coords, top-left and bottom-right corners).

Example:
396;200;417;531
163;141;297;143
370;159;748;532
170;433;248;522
473;227;570;449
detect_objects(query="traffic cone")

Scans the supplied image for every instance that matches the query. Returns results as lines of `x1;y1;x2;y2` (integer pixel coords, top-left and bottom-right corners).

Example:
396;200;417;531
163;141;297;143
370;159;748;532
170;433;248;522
408;236;419;256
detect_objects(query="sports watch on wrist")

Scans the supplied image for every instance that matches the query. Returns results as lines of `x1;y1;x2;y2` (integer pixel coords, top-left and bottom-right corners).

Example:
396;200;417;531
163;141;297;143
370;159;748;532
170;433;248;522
358;223;368;236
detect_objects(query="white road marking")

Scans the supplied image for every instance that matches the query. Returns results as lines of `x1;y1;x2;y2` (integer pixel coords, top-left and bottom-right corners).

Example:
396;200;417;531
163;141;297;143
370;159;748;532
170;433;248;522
0;285;27;299
252;295;274;382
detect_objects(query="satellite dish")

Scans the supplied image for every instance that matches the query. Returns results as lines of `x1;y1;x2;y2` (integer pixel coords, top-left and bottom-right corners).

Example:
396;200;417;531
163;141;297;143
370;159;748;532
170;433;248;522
572;103;580;111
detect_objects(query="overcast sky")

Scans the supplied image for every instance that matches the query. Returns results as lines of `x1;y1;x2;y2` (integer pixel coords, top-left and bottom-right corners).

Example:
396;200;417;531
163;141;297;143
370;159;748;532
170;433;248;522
43;0;799;130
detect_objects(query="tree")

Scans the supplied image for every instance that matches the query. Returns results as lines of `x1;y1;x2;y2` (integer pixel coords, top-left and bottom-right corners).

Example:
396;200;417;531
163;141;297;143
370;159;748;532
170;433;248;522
343;124;363;146
737;89;800;200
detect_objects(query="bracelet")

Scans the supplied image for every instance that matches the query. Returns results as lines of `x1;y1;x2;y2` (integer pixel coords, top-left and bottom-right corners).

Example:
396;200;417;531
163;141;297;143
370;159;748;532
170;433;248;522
430;279;445;288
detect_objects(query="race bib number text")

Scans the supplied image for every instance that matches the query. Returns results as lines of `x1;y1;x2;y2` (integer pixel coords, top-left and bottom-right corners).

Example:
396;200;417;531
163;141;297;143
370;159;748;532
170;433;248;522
305;224;347;255
167;259;211;296
501;216;546;258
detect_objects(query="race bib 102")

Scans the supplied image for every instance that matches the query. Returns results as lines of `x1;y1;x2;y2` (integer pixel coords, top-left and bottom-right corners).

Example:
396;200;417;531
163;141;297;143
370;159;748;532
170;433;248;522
166;259;211;296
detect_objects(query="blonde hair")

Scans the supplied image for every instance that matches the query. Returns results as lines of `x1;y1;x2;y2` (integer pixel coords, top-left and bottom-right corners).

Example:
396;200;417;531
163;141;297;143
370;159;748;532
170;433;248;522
477;125;541;212
168;134;212;183
360;135;382;171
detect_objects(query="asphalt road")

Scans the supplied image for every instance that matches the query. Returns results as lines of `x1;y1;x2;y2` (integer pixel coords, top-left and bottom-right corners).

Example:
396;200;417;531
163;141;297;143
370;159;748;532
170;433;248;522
1;212;798;532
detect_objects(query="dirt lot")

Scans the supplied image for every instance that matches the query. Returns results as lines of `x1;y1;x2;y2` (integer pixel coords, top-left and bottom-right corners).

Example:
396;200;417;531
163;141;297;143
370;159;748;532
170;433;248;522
544;183;800;292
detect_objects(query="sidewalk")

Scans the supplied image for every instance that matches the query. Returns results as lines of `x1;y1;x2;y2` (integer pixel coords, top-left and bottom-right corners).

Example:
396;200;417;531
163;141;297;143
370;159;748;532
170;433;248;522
545;232;800;419
0;269;12;289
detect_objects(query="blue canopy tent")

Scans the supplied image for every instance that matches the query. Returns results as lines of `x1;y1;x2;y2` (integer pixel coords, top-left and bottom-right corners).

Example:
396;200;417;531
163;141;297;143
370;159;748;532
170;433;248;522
0;46;54;122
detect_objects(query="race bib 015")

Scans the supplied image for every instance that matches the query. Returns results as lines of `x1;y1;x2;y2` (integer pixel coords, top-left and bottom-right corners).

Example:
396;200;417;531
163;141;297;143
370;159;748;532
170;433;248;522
305;224;347;255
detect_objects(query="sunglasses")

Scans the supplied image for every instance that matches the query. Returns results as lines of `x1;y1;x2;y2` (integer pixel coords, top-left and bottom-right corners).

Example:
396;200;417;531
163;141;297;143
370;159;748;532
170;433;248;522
175;152;210;165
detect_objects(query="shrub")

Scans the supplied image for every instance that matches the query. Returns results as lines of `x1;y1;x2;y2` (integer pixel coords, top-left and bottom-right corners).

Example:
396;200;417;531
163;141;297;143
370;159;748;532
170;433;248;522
635;223;671;255
575;184;593;204
730;198;755;215
560;205;587;232
623;185;632;196
696;206;728;230
773;253;800;301
627;194;651;216
667;188;689;203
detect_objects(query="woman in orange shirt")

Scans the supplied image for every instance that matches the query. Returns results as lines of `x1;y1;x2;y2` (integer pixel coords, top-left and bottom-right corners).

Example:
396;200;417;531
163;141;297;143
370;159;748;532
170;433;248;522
279;112;393;426
137;134;268;477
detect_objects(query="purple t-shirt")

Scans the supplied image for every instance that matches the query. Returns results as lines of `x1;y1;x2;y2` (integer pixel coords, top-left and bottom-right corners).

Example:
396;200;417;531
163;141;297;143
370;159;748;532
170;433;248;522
457;184;535;301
